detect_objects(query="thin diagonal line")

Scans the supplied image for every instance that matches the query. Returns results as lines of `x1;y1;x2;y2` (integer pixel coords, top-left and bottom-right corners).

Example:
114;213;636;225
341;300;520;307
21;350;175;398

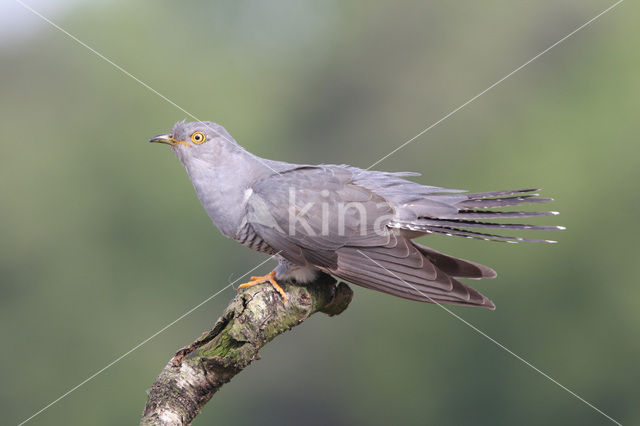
14;0;282;176
356;250;622;425
17;254;279;426
366;0;623;170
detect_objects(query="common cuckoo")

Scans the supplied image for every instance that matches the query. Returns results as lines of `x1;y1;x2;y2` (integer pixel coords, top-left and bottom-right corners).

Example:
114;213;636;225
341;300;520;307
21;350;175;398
150;121;562;309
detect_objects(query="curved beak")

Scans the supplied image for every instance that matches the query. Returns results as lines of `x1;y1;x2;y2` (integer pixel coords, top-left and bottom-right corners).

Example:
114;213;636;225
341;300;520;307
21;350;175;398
149;134;173;145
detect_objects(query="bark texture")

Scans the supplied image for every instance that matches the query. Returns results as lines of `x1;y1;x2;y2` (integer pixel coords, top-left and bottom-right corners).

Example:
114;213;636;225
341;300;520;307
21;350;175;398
140;273;353;425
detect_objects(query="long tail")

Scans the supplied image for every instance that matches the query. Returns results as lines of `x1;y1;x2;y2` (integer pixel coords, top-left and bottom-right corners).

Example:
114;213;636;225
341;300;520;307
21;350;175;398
392;189;564;243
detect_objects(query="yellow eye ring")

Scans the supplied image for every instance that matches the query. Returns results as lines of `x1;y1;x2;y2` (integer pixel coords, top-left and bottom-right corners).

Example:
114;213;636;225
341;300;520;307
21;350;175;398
191;131;206;144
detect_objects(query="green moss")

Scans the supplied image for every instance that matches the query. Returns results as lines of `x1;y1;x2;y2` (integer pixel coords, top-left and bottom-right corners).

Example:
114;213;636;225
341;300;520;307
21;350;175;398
199;320;244;360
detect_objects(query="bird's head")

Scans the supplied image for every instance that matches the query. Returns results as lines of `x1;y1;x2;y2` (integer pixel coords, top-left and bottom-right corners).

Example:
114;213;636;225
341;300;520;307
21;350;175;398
149;120;240;165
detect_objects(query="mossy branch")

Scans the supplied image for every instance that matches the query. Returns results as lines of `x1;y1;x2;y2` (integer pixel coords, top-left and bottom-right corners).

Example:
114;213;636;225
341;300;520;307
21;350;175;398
139;273;353;426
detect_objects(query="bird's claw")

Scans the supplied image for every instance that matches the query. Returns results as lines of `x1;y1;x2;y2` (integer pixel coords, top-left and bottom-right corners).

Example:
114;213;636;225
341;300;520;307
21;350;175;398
238;271;288;303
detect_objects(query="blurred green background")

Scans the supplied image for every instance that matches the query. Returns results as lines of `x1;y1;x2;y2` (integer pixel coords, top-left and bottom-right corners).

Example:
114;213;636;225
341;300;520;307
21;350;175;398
1;1;638;425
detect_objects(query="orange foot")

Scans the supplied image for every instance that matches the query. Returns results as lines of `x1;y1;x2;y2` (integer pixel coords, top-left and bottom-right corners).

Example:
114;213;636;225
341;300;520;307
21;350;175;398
238;271;287;303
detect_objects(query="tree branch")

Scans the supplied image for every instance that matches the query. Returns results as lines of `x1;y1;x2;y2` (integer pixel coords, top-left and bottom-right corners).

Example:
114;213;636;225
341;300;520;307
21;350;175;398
140;273;353;425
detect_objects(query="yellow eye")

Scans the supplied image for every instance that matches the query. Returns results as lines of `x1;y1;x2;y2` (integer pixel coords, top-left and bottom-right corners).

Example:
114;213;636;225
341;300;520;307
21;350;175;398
191;131;206;144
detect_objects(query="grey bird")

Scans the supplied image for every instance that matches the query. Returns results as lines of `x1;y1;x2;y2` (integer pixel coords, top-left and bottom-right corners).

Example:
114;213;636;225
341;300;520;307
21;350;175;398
150;121;562;309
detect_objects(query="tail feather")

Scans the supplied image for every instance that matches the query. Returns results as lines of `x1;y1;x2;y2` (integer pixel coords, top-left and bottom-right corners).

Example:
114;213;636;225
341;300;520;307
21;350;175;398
425;226;557;243
457;195;553;209
461;188;540;198
393;221;557;243
445;210;559;219
391;187;561;243
412;218;564;231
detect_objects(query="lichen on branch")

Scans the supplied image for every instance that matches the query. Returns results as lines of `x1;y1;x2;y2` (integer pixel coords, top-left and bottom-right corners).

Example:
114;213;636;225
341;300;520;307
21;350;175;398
140;273;353;426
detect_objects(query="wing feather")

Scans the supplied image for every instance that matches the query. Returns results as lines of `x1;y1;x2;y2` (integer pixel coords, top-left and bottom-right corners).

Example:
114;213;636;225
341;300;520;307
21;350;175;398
247;165;497;309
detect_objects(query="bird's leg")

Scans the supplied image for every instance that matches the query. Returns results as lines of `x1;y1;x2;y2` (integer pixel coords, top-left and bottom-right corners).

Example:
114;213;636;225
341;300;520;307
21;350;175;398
238;271;287;303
